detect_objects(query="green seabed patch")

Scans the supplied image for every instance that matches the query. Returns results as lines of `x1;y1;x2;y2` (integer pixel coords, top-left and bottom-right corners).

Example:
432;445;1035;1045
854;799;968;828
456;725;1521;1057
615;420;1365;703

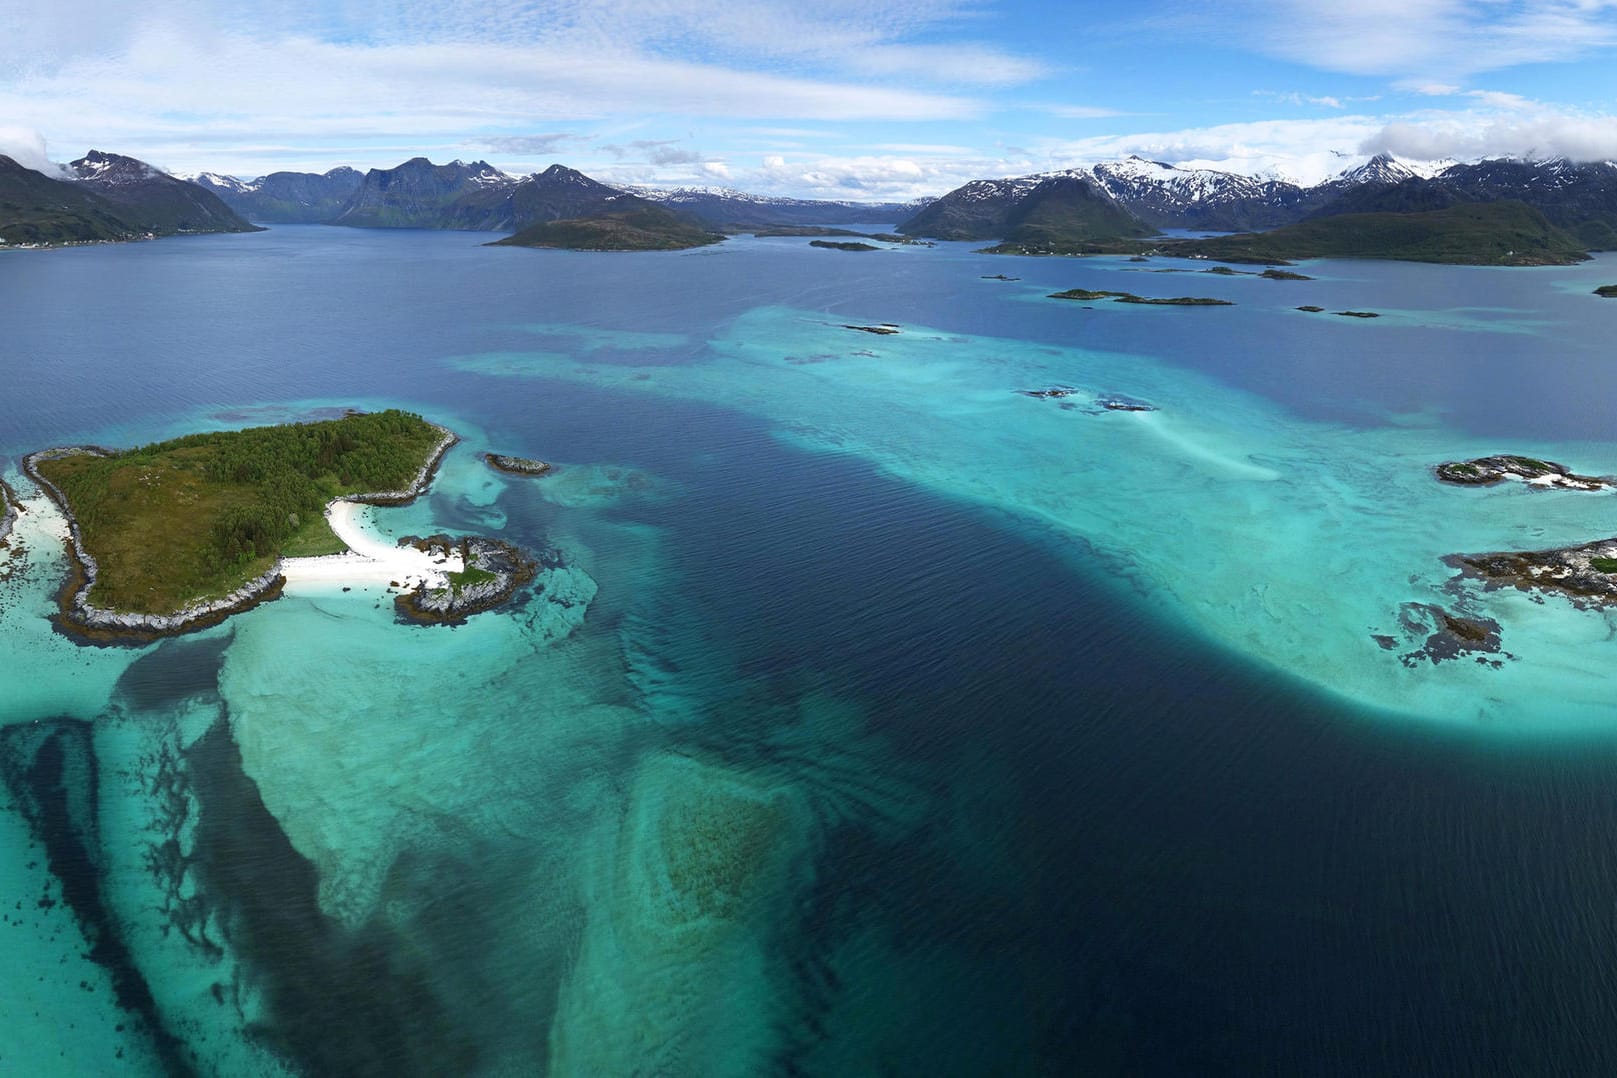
33;410;444;615
442;304;1617;729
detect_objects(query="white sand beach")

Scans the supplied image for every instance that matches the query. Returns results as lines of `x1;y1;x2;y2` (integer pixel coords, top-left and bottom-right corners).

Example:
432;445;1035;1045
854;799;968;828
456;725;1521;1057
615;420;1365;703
280;500;462;592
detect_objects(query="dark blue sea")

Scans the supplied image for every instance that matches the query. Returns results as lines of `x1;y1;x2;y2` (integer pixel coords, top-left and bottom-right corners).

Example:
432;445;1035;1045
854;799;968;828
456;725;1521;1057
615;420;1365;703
4;226;1617;1075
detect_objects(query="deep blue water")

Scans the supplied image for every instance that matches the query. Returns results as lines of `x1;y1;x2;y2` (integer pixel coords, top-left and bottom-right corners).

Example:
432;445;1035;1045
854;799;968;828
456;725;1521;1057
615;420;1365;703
4;227;1617;1074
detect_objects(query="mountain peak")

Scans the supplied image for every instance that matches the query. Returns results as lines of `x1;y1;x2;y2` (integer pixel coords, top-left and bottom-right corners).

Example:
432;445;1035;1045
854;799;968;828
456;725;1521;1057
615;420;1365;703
70;150;162;184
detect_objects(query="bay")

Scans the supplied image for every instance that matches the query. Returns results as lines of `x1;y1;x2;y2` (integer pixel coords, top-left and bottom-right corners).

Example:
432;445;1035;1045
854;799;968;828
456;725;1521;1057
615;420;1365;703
3;227;1617;1074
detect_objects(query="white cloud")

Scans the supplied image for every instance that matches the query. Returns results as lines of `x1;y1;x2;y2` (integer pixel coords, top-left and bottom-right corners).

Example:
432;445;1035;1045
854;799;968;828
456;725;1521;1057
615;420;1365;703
1364;106;1617;162
0;25;988;176
1026;116;1392;184
0;125;65;175
1040;104;1127;119
1246;0;1617;83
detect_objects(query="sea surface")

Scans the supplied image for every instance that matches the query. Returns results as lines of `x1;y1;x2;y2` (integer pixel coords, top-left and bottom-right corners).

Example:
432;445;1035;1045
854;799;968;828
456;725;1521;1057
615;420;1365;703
4;227;1617;1074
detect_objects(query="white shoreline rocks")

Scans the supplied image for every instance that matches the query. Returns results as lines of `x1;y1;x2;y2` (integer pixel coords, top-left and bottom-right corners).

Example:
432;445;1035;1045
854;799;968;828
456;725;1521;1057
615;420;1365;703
0;477;18;546
22;422;464;644
394;535;540;624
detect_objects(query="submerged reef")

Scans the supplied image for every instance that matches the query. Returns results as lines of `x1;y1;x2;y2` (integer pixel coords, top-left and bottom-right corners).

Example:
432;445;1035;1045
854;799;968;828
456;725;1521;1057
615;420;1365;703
1389;603;1509;668
1018;387;1157;413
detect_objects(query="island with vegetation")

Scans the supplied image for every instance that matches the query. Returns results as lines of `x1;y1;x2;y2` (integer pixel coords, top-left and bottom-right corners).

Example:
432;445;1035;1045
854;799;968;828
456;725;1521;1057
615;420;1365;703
809;239;881;252
395;534;539;624
23;409;469;640
1436;454;1617;609
1597;284;1617;298
489;201;724;251
750;227;930;245
1049;288;1233;306
1436;454;1611;490
1448;539;1617;608
485;453;553;476
1165;202;1589;266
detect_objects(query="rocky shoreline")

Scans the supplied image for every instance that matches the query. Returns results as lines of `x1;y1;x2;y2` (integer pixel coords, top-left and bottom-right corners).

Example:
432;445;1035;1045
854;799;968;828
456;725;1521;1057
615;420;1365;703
394;535;539;625
1446;538;1617;607
23;421;460;645
0;476;18;546
1435;454;1611;490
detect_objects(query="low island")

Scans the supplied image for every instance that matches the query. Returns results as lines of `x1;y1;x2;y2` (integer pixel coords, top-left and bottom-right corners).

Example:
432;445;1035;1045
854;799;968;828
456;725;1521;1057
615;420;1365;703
489;201;724;252
1448;540;1617;607
1436;454;1611;490
1597;285;1617;298
1164;202;1589;267
485;453;553;476
1049;288;1233;306
23;409;535;641
1434;454;1617;609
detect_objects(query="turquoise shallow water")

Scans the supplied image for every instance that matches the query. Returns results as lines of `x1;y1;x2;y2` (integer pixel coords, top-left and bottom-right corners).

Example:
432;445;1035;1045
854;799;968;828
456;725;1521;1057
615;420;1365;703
5;228;1617;1073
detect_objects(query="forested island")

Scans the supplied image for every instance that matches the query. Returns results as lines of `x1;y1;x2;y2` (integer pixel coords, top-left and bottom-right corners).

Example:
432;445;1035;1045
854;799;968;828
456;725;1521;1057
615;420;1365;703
26;410;454;637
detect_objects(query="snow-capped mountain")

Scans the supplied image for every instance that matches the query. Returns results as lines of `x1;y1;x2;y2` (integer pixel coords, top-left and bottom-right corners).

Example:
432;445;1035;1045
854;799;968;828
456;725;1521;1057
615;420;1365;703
66;151;258;235
898;170;1144;243
898;153;1617;249
1089;156;1315;230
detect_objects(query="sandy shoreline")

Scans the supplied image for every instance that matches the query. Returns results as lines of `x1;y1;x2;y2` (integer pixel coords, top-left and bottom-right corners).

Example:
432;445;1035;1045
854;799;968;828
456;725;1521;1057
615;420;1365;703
18;420;461;641
280;500;464;591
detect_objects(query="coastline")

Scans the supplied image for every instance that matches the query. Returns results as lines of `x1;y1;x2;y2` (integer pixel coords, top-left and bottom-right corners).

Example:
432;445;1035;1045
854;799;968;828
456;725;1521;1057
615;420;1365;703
0;476;18;545
22;421;459;645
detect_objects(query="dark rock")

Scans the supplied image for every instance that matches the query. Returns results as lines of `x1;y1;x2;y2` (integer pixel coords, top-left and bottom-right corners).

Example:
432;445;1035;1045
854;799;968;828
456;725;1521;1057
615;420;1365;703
484;453;553;476
1397;603;1505;666
396;537;539;625
1435;455;1608;490
1446;538;1617;606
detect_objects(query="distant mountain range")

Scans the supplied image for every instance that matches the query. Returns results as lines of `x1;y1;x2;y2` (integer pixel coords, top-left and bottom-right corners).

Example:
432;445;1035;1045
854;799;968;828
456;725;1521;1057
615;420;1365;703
898;153;1617;263
190;159;923;232
7;146;1617;264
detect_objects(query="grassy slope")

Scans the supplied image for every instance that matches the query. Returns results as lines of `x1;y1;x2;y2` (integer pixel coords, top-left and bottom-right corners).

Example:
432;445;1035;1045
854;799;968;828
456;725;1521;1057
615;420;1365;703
37;411;443;614
0;158;145;244
492;203;725;251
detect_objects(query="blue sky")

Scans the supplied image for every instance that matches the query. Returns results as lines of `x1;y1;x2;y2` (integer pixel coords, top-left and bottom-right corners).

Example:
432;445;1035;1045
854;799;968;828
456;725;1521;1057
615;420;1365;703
5;0;1617;198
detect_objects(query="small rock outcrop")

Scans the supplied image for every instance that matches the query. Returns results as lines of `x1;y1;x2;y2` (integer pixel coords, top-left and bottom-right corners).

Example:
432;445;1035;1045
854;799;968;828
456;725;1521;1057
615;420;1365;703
0;477;17;546
484;453;553;476
1393;602;1507;667
1446;539;1617;607
396;536;539;624
1435;455;1610;490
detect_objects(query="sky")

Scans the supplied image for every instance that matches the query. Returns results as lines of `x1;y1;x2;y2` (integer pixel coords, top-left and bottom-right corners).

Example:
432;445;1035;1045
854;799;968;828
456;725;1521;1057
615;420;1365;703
4;0;1617;200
